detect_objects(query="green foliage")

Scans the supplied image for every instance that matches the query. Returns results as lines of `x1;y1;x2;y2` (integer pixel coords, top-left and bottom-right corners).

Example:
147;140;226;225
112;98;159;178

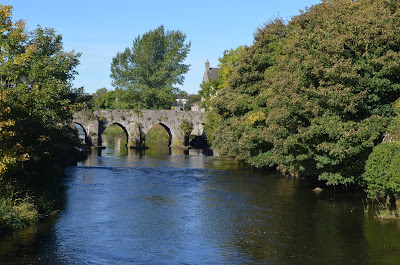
92;88;116;109
386;98;400;141
188;94;201;103
218;46;245;89
176;94;201;111
199;78;221;105
110;25;191;109
180;120;193;137
203;110;221;145
0;5;87;230
145;124;170;145
206;0;400;187
199;46;245;145
363;95;400;202
102;124;125;137
363;142;400;200
199;46;244;106
0;196;38;230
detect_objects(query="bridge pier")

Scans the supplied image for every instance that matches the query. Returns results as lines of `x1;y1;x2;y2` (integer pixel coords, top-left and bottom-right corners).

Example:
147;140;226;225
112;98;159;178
171;135;185;147
128;126;145;148
73;115;104;147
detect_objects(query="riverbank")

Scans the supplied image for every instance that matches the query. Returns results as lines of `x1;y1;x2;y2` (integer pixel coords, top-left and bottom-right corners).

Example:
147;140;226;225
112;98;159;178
0;149;86;233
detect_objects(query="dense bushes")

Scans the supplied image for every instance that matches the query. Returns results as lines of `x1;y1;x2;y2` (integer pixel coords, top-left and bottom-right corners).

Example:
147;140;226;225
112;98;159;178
363;142;400;200
363;97;400;204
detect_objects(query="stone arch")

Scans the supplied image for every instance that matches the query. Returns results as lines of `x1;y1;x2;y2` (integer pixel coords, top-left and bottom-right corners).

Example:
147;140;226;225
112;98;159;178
72;122;88;144
145;123;173;146
102;122;130;146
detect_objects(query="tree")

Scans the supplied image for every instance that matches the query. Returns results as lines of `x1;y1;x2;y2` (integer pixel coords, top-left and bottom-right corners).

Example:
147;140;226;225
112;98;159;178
363;97;400;203
363;142;400;201
203;20;285;148
218;46;244;89
110;25;191;109
1;5;87;229
199;46;245;144
207;0;400;187
92;88;116;109
199;46;244;104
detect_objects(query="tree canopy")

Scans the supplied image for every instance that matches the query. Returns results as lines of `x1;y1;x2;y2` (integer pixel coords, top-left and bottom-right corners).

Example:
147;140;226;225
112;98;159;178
110;25;191;109
205;0;400;187
92;87;116;109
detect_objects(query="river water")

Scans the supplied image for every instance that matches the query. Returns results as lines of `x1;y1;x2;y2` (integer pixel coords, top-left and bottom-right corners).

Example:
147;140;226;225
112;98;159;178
1;136;400;264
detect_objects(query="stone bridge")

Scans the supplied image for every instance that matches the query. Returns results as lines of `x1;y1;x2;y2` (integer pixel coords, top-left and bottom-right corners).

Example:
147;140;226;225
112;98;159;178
72;109;205;148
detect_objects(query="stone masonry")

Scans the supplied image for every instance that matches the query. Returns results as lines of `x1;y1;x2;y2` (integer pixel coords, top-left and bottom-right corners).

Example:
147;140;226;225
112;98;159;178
73;109;205;148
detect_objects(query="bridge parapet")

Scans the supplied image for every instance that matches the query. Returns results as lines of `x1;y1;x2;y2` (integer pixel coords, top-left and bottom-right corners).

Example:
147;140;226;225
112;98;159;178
73;109;205;148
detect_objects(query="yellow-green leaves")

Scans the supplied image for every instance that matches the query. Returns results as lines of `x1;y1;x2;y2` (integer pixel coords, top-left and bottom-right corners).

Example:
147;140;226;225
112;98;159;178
1;5;87;229
247;111;266;125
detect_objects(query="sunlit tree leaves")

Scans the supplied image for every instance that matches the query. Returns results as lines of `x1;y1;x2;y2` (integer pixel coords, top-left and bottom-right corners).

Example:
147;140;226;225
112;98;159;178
207;0;400;187
110;25;191;109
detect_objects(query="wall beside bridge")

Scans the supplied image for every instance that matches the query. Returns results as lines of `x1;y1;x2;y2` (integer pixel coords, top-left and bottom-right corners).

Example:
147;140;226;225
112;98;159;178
73;109;205;148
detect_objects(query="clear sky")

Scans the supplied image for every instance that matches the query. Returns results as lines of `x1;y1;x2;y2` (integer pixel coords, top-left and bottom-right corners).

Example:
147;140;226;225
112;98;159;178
3;0;321;95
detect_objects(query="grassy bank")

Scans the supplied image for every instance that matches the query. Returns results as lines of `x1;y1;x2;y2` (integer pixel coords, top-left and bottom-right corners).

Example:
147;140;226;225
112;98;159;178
103;124;126;137
0;197;38;230
145;124;170;145
0;150;81;232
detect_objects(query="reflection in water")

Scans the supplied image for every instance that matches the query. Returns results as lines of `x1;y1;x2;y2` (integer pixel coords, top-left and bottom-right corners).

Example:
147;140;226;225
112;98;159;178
1;136;400;264
87;136;243;171
101;135;128;157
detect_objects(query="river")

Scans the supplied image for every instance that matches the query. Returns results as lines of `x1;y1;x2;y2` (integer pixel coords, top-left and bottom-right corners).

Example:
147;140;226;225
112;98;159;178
1;135;400;264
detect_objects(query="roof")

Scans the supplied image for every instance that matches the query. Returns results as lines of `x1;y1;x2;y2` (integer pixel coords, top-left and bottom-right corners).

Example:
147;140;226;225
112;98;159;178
203;67;220;83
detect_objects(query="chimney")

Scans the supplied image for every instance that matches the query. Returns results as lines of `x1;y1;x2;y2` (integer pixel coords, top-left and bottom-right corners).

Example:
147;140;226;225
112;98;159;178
205;59;210;71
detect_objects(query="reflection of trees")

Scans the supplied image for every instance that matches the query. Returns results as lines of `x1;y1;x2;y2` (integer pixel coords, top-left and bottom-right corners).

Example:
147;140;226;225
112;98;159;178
74;144;400;264
200;173;371;264
0;224;45;263
100;135;128;157
0;210;65;264
363;214;400;264
144;145;172;157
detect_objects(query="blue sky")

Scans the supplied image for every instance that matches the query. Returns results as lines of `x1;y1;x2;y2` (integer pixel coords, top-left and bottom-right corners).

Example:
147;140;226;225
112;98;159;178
4;0;321;94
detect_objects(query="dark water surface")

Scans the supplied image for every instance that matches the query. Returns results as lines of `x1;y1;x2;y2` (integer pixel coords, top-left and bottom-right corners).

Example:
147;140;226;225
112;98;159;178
1;136;400;264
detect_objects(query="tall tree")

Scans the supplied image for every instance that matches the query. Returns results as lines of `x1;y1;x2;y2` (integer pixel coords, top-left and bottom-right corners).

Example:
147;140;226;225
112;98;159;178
1;5;88;229
92;88;116;109
199;45;245;144
110;25;191;109
208;0;400;187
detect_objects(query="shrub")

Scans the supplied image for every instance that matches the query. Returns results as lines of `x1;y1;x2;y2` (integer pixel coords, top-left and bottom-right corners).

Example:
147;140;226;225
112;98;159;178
363;142;400;200
0;197;38;230
180;120;193;137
